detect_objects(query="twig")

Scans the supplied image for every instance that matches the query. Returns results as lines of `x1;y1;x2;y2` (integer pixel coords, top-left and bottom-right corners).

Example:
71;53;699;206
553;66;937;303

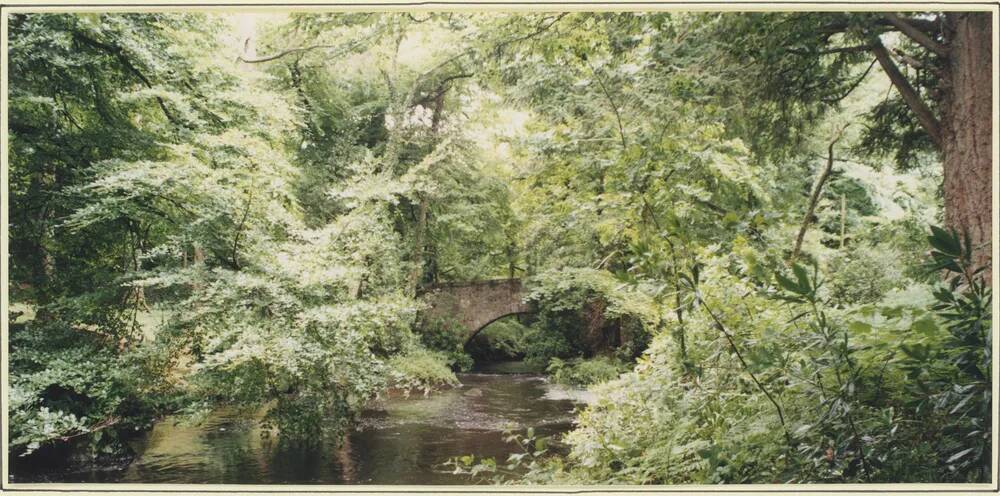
701;299;793;446
231;184;254;271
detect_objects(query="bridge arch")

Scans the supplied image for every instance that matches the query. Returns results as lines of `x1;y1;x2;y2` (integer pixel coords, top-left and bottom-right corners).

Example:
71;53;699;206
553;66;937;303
418;279;533;342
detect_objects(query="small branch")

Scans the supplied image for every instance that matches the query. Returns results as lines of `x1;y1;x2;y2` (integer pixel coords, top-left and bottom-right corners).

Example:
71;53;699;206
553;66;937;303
692;197;727;216
892;48;926;69
839;193;847;249
869;38;942;148
73;32;180;125
492;13;569;56
787;44;873;56
413;73;474;107
701;299;793;446
231;186;254;271
57;416;121;442
238;30;380;64
412;50;473;91
816;16;939;36
588;62;628;151
593;250;618;269
405;13;432;23
820;57;878;104
790;124;849;263
883;13;948;58
239;44;340;64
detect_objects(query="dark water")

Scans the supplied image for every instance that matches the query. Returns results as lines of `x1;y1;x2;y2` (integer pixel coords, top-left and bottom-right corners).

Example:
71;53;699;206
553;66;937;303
12;363;591;484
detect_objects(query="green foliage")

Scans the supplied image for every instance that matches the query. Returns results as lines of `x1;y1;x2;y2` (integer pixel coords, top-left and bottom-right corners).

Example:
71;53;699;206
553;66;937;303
465;317;532;363
445;426;558;484
528;229;989;484
8;319;174;456
7;12;986;486
825;244;905;306
546;356;627;386
416;316;474;372
7;12;426;451
387;348;460;395
706;12;940;170
521;268;659;367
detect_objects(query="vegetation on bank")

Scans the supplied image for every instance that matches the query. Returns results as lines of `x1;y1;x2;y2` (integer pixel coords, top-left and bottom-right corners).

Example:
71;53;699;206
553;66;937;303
7;11;992;484
452;232;992;483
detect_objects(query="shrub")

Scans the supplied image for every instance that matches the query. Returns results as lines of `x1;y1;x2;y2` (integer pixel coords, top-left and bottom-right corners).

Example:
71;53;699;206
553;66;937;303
387;348;460;395
825;244;906;306
530;227;991;484
546;356;627;386
465;317;532;362
8;319;173;457
415;316;474;372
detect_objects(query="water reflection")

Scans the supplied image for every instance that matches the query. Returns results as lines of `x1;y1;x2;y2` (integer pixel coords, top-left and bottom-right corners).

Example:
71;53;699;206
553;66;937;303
14;365;589;484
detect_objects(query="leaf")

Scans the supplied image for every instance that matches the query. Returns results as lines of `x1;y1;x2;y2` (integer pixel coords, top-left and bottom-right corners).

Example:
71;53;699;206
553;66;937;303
775;273;801;294
912;316;938;335
928;226;960;257
792;264;811;294
535;437;548;452
848;321;871;334
946;447;975;464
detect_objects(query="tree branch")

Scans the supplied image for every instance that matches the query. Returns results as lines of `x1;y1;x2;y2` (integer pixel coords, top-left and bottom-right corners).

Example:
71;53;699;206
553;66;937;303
238;43;337;64
588;62;628;150
701;299;793;446
72;32;180;126
787;44;873;56
492;13;569;56
790;124;849;263
869;38;942;148
693;197;727;216
238;30;380;64
883;13;948;57
817;15;940;36
231;186;254;271
57;416;121;442
820;57;878;104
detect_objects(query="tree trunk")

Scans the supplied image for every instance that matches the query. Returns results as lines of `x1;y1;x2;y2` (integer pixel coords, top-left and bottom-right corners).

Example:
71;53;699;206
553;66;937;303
408;88;448;293
941;12;993;281
409;195;428;293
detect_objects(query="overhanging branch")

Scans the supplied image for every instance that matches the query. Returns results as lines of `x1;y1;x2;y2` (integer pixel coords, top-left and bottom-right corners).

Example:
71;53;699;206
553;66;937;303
238;30;380;64
73;32;181;126
787;44;873;56
869;38;942;148
883;13;948;57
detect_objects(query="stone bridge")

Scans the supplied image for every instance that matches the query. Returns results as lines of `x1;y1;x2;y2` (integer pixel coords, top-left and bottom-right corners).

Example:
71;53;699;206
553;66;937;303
418;279;533;342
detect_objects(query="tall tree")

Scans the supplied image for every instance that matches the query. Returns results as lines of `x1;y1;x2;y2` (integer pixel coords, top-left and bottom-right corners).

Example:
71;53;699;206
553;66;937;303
712;12;993;279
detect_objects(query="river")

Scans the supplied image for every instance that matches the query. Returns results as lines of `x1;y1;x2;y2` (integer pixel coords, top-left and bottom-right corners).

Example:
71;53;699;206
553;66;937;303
11;362;592;484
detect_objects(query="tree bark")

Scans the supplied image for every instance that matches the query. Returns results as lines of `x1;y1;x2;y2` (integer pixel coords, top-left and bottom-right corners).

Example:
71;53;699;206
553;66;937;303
940;12;993;281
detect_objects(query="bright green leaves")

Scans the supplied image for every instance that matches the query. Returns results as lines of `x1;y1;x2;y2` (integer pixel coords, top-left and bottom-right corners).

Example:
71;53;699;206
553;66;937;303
774;264;820;304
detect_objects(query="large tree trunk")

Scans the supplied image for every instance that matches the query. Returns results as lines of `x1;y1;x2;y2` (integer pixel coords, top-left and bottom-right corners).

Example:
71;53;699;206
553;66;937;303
941;12;993;281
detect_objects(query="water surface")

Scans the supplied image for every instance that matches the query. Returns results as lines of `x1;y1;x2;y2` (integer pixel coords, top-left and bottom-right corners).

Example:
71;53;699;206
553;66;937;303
14;365;589;484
